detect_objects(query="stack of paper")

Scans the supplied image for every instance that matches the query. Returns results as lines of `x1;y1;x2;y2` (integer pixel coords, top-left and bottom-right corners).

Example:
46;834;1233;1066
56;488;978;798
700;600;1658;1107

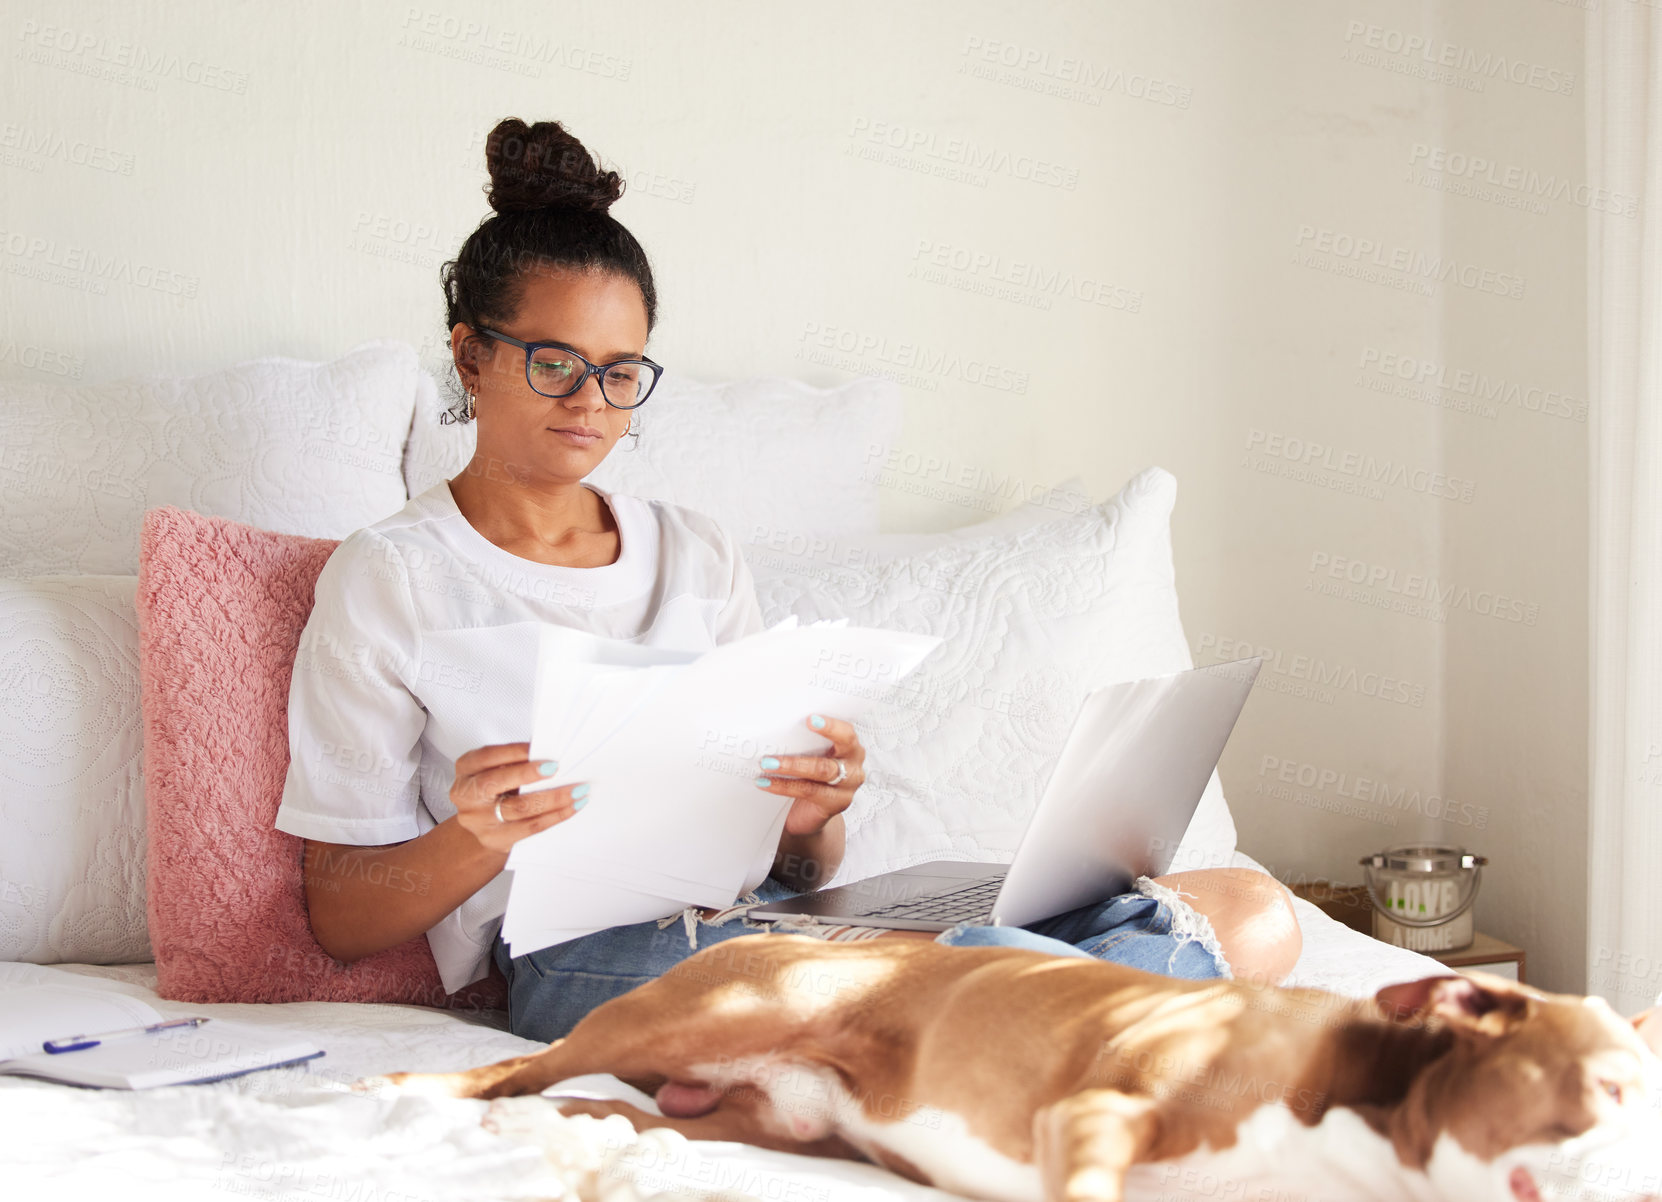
501;616;942;956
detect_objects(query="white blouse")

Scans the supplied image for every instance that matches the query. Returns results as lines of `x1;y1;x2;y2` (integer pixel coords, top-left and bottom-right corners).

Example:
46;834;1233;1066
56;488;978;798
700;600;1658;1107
274;478;767;992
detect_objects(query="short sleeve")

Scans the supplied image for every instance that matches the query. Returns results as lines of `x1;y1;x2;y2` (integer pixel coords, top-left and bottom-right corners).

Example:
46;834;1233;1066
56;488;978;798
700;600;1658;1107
274;529;429;845
709;524;766;645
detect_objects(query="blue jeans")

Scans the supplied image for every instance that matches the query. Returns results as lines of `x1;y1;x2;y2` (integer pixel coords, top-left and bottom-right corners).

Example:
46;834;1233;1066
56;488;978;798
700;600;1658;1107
492;875;1231;1044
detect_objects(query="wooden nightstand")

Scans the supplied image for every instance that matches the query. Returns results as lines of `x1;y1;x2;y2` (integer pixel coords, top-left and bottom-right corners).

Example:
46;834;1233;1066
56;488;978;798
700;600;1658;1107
1288;881;1527;983
1288;881;1373;935
1431;932;1526;984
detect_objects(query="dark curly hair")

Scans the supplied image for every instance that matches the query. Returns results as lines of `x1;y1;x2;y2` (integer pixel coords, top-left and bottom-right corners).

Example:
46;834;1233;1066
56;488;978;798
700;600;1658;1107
439;117;658;420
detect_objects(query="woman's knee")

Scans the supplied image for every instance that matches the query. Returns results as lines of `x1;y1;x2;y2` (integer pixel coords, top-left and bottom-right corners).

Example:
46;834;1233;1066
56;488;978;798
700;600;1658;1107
1151;867;1303;986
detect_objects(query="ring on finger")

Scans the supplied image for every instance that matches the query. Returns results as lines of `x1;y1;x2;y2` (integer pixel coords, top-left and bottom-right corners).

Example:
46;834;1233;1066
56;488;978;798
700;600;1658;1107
827;759;848;786
495;797;506;824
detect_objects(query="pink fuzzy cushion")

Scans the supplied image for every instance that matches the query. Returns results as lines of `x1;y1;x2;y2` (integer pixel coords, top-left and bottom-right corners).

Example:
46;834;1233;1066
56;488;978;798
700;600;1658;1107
136;505;507;1008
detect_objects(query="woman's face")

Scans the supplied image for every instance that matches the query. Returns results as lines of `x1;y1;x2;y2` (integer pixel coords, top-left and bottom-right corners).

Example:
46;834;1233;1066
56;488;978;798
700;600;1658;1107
453;267;650;489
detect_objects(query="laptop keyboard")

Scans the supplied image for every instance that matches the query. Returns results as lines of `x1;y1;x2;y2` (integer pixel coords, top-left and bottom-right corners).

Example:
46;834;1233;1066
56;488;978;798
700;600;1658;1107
861;876;1004;923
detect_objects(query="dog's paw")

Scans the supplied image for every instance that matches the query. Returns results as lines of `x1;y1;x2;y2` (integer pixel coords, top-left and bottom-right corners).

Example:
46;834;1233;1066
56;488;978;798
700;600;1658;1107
483;1095;560;1138
351;1071;466;1099
546;1096;637;1122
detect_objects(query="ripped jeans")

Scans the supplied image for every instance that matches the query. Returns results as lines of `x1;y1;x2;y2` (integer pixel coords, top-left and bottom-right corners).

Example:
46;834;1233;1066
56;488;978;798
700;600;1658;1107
491;875;1232;1044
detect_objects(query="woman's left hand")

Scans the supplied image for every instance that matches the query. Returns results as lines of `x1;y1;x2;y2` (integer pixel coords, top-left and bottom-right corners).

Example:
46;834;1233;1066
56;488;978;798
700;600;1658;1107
754;713;865;836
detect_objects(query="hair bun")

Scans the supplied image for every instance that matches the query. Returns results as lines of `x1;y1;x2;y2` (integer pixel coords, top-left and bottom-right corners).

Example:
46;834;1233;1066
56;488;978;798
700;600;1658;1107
484;117;624;215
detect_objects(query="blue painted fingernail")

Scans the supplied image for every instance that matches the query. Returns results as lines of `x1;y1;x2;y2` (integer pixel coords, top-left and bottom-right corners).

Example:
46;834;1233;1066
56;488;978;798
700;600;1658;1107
760;756;780;771
571;783;590;800
573;798;588;811
538;760;560;776
754;776;772;788
809;714;826;729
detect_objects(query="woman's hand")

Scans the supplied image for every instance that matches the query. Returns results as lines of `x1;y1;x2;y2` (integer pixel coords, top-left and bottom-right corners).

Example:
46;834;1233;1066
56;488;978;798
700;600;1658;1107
754;713;866;837
452;741;589;855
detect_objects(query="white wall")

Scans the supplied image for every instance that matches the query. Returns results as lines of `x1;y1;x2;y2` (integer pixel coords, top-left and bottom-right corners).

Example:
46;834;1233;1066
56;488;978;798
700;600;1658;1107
0;0;1592;992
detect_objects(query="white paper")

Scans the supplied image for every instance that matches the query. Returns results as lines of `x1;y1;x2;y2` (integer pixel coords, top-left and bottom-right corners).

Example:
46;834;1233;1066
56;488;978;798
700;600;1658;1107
503;618;941;955
526;624;703;778
541;784;793;907
500;873;702;953
0;1017;321;1089
501;828;786;954
0;982;162;1060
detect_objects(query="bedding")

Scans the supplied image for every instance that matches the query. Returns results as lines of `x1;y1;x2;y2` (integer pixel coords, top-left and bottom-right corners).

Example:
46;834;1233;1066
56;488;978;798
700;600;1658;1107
0;359;902;982
1;344;1463;1200
0;575;148;964
403;366;907;540
0;883;1451;1202
0;340;423;577
135;504;503;1009
750;466;1240;891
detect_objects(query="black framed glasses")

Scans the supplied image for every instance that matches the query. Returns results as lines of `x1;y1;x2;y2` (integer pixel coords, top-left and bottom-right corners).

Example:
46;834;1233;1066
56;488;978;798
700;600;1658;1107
477;327;663;409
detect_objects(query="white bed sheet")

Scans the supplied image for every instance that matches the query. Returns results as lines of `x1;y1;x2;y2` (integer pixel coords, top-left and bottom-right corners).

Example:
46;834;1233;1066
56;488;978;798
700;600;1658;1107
1;864;1449;1202
1230;849;1450;995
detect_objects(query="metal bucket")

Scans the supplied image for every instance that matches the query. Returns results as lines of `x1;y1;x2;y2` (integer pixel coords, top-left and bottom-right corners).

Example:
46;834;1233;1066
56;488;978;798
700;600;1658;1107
1360;845;1487;954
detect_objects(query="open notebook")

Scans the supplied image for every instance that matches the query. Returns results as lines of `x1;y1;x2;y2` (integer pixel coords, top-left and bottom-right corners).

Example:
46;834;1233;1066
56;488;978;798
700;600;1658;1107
0;965;322;1089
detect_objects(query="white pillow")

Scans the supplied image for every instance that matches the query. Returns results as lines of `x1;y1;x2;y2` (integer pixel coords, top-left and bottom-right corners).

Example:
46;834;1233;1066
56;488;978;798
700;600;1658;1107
0;576;149;963
0;340;422;575
743;475;1096;574
749;466;1239;888
402;370;905;536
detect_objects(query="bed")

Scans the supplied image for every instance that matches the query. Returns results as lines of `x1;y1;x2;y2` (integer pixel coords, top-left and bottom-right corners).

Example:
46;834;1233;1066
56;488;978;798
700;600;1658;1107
0;862;1447;1202
0;342;1451;1201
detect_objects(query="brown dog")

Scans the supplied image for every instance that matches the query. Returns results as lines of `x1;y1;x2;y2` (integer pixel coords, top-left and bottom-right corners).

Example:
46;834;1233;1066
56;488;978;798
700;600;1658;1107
361;933;1662;1202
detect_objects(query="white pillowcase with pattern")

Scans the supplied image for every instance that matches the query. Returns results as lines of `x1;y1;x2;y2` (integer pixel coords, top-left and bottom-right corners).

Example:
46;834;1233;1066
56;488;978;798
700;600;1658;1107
0;340;421;576
0;576;148;963
402;370;905;538
747;466;1238;889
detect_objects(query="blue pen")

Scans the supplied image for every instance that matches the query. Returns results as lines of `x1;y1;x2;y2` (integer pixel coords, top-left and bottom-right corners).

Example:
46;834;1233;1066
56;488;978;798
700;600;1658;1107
43;1016;208;1054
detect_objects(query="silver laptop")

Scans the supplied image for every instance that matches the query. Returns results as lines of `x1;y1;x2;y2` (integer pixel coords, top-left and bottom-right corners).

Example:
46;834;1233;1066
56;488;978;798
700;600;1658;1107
746;656;1262;932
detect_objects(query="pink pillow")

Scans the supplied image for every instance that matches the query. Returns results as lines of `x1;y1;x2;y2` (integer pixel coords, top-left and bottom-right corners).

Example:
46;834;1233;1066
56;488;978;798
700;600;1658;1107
136;505;507;1008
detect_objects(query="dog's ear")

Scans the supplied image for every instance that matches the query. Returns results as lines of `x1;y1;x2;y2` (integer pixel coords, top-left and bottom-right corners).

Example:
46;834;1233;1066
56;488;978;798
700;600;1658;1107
1633;1006;1662;1056
1376;973;1533;1036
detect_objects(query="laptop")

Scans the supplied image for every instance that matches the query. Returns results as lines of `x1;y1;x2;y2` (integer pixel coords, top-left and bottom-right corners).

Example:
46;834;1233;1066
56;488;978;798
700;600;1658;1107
745;656;1263;932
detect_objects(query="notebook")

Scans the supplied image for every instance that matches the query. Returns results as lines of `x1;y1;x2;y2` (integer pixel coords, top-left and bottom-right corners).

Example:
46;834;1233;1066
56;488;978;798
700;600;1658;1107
0;966;322;1089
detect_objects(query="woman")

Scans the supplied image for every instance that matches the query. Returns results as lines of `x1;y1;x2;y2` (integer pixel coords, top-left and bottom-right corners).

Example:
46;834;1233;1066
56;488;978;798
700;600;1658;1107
276;117;1302;1045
